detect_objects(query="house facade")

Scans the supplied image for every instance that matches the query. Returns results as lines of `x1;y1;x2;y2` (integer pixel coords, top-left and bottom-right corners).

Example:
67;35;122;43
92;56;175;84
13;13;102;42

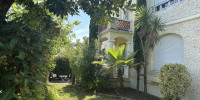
98;0;200;100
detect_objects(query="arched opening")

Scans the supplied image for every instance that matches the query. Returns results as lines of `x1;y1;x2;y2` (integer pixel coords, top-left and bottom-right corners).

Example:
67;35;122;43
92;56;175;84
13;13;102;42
154;34;184;71
114;37;128;49
99;37;108;51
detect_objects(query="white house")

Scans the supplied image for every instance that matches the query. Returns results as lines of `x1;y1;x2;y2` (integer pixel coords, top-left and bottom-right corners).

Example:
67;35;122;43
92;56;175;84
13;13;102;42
98;0;200;99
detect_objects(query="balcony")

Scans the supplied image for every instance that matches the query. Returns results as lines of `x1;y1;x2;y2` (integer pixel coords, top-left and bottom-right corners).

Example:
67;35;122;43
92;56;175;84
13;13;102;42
99;18;132;34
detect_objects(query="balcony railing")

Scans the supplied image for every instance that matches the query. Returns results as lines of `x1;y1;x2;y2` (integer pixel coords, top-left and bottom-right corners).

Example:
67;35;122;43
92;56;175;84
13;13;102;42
99;18;131;33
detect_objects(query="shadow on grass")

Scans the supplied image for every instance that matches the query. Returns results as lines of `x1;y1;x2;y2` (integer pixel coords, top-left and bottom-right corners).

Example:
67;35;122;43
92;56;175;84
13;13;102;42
61;85;93;100
60;85;116;100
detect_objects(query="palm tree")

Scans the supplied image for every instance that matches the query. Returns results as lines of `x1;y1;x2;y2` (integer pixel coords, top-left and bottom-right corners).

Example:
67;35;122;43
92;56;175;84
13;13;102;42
134;6;164;97
93;45;140;93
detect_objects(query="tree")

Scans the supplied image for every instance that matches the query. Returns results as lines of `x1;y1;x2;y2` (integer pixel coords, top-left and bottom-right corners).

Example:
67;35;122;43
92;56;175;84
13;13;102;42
133;0;146;93
93;45;139;94
0;2;78;99
135;6;164;97
0;0;135;99
0;0;135;24
53;58;71;76
89;17;98;46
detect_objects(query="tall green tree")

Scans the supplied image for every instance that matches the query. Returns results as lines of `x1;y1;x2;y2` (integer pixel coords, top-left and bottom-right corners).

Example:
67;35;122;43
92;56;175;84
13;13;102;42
135;6;164;97
67;37;97;87
134;0;146;93
89;17;98;46
53;58;71;76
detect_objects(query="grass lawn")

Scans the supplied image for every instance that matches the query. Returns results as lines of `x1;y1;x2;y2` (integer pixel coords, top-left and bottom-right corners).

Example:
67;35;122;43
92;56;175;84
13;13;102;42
48;83;118;100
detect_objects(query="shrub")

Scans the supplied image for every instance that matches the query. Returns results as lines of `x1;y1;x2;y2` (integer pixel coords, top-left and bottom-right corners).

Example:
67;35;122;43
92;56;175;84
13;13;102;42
47;87;59;100
54;58;71;76
89;75;111;93
159;63;192;100
88;68;111;93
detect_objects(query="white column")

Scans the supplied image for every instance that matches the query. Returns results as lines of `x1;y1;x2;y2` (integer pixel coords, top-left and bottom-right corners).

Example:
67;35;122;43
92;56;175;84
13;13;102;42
107;40;114;49
126;42;133;57
98;42;102;53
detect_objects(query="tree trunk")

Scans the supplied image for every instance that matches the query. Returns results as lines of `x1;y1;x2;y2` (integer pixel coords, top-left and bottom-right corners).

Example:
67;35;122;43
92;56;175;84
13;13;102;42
0;0;15;14
143;56;147;99
72;76;75;84
136;67;140;92
116;68;124;94
139;36;147;99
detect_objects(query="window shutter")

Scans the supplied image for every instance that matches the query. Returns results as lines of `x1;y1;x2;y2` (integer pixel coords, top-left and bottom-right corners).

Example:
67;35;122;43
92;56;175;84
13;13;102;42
154;35;184;71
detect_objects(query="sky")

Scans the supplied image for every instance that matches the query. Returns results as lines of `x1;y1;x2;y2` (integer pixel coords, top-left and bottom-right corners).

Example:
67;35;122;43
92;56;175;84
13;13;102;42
68;10;90;42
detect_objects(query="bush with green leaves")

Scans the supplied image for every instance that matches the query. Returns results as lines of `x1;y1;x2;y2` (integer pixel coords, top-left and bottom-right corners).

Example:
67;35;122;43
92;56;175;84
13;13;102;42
159;63;192;100
47;87;59;100
0;2;76;99
88;65;111;92
53;58;71;76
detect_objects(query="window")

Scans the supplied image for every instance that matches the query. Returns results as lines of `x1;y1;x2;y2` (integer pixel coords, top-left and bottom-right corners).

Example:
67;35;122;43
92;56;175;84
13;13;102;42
155;0;184;12
156;5;160;11
170;0;175;5
154;35;184;71
162;3;165;8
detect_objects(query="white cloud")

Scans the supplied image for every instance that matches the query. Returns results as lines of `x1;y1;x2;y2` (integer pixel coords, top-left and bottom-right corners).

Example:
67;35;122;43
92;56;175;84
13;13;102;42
74;28;89;34
72;28;89;42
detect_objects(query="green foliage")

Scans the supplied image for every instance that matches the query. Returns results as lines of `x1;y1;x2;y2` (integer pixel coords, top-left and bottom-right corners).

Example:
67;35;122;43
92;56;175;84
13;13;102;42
78;37;96;87
0;87;15;100
53;58;71;76
94;45;137;68
47;87;60;100
88;74;111;93
46;0;135;24
136;0;146;8
133;0;146;87
159;63;192;100
89;17;98;46
67;37;111;92
0;0;135;99
134;6;164;95
67;37;95;85
135;6;164;49
93;45;139;93
0;2;77;99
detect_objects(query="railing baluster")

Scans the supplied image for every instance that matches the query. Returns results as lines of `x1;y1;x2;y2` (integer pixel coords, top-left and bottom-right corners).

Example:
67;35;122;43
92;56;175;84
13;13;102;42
99;18;130;33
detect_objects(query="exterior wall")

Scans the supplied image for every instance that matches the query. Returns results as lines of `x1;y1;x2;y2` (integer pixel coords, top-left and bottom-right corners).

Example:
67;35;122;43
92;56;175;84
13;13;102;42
147;0;200;23
138;0;200;99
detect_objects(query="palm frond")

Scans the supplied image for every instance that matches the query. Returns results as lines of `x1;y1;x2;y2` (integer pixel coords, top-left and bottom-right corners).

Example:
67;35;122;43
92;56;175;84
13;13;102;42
126;50;138;60
118;45;126;60
107;48;118;60
92;61;104;65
